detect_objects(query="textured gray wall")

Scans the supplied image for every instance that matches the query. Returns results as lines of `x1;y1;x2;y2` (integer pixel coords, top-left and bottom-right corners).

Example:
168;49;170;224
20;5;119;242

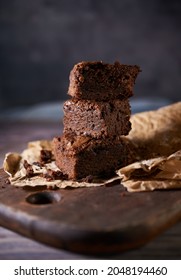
0;0;181;108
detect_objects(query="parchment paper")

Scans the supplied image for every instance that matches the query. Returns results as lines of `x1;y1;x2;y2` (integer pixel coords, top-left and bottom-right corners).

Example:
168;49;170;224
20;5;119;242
117;102;181;191
3;102;181;191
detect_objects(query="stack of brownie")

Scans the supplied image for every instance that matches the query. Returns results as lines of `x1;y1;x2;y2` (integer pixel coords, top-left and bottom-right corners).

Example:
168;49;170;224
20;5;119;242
53;61;140;180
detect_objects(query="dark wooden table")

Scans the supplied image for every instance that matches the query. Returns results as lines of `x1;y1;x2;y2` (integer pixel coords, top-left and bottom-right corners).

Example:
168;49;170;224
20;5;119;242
0;121;181;260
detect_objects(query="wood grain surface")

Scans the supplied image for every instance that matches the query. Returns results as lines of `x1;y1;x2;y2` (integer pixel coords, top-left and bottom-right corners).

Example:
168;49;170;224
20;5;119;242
0;223;181;260
0;168;181;255
0;121;181;259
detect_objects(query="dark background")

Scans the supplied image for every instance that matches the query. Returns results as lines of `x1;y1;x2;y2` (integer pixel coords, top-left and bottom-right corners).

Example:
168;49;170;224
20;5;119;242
0;0;180;109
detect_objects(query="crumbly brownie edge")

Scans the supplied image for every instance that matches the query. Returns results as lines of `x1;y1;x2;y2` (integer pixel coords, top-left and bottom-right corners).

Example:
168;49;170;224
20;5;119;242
52;135;134;180
63;98;131;138
68;61;141;100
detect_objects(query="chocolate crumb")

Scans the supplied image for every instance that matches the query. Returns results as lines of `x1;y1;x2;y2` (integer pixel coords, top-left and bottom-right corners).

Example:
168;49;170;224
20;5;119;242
43;169;68;181
23;160;34;178
40;149;53;164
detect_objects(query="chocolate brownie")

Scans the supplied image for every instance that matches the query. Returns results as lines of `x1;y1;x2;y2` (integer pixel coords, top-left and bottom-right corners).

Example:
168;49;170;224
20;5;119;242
63;98;131;138
68;61;140;101
53;133;133;180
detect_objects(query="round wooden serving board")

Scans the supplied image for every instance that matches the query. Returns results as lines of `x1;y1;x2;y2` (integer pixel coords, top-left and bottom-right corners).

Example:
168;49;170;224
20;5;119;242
0;169;181;255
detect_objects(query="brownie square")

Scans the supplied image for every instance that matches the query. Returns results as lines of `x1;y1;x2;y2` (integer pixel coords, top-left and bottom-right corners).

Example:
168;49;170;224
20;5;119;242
53;134;133;180
63;98;131;138
68;61;140;101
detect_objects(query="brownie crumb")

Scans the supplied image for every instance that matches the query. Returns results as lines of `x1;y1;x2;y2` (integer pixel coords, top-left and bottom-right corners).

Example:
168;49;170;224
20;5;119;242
43;169;68;181
23;160;34;178
40;149;53;164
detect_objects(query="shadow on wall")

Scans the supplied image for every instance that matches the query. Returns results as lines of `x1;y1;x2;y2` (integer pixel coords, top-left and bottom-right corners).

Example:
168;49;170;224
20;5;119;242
0;0;180;109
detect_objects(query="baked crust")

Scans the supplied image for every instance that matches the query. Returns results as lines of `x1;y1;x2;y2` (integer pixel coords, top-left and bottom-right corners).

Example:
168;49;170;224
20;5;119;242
68;61;140;101
63;98;131;138
53;134;133;180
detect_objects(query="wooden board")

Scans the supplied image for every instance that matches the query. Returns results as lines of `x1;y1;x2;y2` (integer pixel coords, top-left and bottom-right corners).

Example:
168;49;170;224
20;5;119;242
0;169;181;255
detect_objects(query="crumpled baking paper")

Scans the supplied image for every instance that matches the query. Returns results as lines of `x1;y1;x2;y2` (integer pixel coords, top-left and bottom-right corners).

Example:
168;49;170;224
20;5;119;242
117;150;181;192
3;102;181;192
116;102;181;191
